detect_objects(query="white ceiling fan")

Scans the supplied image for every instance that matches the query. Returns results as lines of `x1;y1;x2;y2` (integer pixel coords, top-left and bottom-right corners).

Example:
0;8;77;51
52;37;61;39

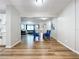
35;0;44;6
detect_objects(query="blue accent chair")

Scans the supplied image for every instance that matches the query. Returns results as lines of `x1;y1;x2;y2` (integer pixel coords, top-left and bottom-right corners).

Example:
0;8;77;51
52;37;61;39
43;30;51;40
33;30;40;41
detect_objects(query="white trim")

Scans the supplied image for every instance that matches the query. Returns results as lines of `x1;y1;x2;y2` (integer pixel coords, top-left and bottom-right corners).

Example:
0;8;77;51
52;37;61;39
57;40;79;55
5;40;21;48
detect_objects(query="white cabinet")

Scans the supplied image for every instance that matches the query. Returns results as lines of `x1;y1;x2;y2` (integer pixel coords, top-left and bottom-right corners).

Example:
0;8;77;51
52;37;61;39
0;14;6;45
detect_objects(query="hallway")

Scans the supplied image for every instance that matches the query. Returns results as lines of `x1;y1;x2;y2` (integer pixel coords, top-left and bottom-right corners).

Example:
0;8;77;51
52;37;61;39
1;0;79;59
0;35;79;59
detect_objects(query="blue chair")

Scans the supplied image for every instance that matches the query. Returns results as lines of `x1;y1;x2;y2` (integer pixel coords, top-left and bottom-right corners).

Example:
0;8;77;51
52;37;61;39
43;30;51;40
33;30;40;41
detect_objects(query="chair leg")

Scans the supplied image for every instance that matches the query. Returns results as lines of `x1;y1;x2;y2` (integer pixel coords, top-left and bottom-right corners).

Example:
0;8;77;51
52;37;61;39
34;36;36;41
38;34;40;40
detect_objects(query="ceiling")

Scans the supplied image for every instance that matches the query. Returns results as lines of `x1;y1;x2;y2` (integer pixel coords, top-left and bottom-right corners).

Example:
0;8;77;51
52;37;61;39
0;0;9;13
21;17;53;23
0;0;72;17
8;0;72;17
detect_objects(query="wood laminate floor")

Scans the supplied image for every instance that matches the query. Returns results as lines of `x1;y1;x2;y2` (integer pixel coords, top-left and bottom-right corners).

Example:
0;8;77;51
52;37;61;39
0;35;79;59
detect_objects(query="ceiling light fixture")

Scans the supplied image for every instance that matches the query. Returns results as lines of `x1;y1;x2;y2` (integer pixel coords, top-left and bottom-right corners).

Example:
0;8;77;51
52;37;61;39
41;18;48;20
35;0;43;6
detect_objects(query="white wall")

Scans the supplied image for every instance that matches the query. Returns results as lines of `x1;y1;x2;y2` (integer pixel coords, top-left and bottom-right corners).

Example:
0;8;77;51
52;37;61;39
39;20;51;33
46;21;51;30
54;0;79;54
0;14;6;45
76;0;79;53
6;5;21;48
56;0;76;50
51;18;57;39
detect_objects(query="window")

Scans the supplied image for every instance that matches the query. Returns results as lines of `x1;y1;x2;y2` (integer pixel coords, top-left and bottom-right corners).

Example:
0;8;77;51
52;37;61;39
27;25;34;30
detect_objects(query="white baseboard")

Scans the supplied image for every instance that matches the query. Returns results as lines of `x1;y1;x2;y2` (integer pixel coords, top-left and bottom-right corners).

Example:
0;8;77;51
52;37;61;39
57;40;79;55
6;40;21;48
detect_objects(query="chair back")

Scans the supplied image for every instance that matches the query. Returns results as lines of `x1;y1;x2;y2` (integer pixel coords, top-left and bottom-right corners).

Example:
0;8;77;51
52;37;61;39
47;30;51;35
